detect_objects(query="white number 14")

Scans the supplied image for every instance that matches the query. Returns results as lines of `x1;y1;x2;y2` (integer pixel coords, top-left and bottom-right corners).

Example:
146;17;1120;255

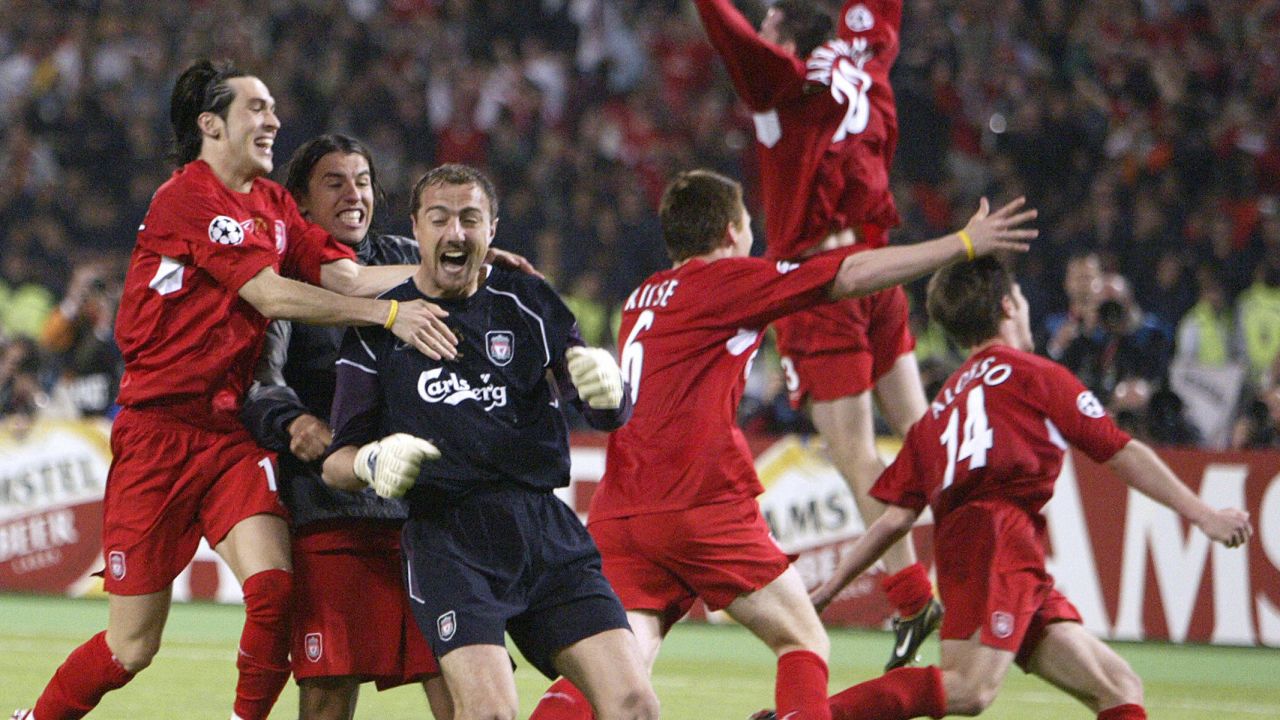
939;385;994;489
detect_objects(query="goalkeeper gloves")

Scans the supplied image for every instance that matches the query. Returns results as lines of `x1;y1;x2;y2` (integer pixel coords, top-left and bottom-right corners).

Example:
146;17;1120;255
352;433;440;499
566;346;623;410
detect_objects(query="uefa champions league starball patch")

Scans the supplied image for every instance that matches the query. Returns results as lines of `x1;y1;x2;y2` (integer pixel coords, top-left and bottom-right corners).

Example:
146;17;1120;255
845;4;874;33
208;215;245;245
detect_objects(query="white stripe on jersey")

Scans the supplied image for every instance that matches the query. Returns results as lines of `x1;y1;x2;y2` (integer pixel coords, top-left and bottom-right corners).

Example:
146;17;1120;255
352;327;378;361
484;286;552;366
336;358;377;375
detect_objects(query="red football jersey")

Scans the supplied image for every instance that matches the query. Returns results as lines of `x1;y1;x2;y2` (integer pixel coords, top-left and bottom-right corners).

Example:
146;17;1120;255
694;0;901;259
872;345;1132;521
589;251;849;522
115;160;355;415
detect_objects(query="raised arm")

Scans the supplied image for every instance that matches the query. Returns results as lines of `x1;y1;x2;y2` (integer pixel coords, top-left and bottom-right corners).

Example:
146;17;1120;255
830;197;1037;299
693;0;807;111
1106;439;1252;547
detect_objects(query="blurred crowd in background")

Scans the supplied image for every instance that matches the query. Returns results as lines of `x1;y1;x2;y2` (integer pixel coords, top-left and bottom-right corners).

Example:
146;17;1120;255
2;0;1279;449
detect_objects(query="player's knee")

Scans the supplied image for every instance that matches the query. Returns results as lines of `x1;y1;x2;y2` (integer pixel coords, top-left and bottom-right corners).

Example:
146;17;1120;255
111;635;161;673
460;697;518;720
242;568;294;624
601;685;660;720
946;676;1000;716
1103;663;1144;708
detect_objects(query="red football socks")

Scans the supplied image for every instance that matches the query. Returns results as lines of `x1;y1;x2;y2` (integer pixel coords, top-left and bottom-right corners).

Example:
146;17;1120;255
828;666;946;720
529;677;595;720
776;650;832;720
1098;703;1147;720
880;563;933;618
233;569;294;720
32;631;135;720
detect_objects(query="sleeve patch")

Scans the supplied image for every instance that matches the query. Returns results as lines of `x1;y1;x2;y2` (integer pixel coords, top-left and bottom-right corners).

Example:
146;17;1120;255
208;215;245;245
1076;390;1105;419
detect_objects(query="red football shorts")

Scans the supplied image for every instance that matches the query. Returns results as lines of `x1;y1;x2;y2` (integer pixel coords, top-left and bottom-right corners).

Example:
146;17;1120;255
934;501;1082;669
774;285;915;408
588;497;790;629
291;521;439;686
101;406;287;595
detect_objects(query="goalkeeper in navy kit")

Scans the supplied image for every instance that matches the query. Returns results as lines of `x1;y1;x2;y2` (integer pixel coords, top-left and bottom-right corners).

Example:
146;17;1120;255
322;164;659;720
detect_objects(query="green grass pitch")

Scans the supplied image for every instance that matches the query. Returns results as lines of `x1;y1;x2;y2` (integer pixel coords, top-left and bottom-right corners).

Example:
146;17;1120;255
2;594;1277;718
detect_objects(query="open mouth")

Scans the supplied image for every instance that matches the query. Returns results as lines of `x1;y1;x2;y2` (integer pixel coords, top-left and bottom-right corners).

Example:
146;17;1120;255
440;250;469;271
254;137;274;156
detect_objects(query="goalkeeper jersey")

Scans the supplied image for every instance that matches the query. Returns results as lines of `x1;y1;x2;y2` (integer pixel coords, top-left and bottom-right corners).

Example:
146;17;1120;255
589;249;850;523
328;266;631;511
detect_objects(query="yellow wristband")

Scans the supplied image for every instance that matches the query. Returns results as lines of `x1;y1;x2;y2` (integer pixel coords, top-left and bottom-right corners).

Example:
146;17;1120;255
383;299;399;330
958;229;976;261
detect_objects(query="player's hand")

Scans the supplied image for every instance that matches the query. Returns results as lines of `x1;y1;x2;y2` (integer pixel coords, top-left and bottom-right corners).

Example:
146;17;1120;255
810;582;837;613
566;346;623;410
486;247;544;279
960;196;1038;257
391;300;458;361
287;413;332;462
1197;507;1252;548
352;433;441;499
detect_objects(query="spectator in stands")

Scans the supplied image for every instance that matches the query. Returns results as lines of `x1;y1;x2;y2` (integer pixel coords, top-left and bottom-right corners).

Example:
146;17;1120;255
38;259;124;418
1175;263;1241;368
1059;274;1171;405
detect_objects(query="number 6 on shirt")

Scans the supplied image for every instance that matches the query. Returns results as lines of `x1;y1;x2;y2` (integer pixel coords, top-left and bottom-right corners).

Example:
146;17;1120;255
620;309;654;404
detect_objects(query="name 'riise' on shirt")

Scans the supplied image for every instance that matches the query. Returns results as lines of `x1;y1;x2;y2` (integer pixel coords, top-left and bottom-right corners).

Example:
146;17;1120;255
624;278;680;312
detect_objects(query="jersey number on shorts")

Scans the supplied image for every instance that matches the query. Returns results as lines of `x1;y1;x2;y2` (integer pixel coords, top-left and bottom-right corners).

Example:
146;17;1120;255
257;457;278;492
620;309;655;404
939;385;993;489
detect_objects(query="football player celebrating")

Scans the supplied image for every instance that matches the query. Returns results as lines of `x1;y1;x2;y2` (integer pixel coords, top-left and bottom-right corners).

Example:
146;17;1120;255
14;60;454;720
694;0;943;668
530;170;1034;720
322;164;659;720
808;257;1252;720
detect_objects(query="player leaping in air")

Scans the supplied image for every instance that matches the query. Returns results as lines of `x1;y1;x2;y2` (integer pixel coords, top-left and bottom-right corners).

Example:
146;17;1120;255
693;0;943;670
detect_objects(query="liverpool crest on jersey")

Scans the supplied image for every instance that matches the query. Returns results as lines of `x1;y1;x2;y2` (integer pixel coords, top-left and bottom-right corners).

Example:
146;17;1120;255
486;331;514;366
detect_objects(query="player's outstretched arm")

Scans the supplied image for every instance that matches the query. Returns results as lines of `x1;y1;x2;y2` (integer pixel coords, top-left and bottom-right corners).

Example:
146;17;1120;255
239;267;458;359
321;257;415;297
322;434;440;498
1106;439;1253;548
810;504;920;612
829;197;1038;299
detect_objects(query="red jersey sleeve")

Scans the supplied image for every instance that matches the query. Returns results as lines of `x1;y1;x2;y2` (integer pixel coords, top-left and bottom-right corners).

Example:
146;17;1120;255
142;180;278;294
276;187;356;286
1034;361;1132;463
687;250;846;328
871;422;930;512
693;0;807;111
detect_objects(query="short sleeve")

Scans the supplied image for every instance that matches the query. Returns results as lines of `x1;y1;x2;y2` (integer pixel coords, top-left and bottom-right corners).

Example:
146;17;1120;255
688;251;846;329
1034;362;1132;463
279;191;356;286
870;423;930;512
142;182;277;293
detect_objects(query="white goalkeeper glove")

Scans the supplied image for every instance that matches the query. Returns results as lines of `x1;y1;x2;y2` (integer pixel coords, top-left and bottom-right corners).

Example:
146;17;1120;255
352;433;440;499
566;346;623;410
